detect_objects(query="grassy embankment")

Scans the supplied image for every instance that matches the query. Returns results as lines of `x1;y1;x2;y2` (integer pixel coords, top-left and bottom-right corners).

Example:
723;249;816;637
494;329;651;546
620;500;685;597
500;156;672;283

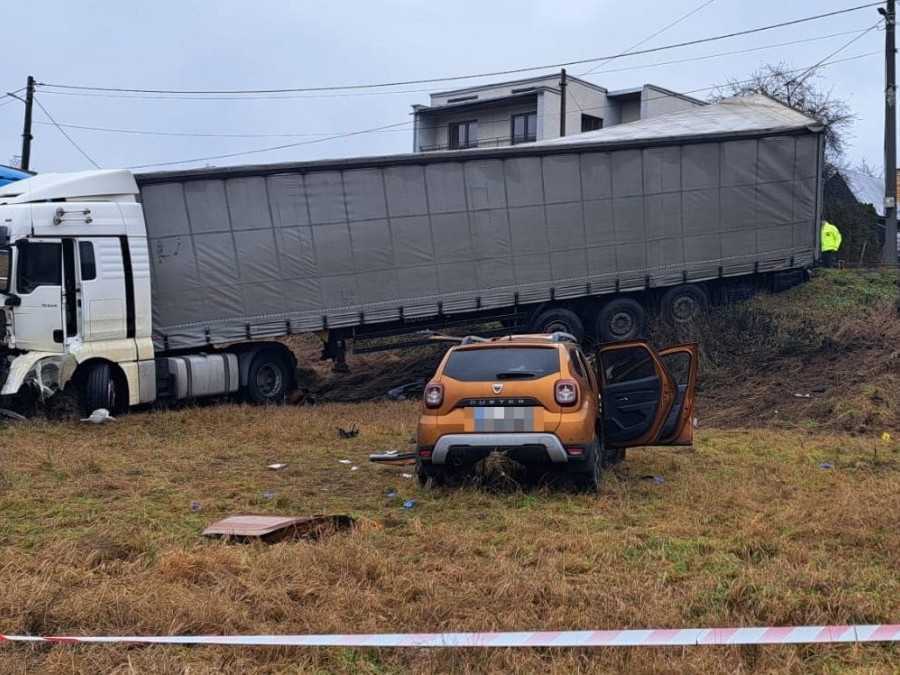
0;268;898;673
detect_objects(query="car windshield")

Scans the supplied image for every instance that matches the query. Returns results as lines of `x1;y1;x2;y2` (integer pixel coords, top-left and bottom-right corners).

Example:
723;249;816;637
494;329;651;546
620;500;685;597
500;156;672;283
0;248;10;293
443;347;560;382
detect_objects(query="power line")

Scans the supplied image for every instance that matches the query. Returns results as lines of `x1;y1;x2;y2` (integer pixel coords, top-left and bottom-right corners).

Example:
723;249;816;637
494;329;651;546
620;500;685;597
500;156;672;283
790;20;882;86
126;50;879;171
32;96;101;169
581;0;717;77
33;27;871;104
38;37;878;146
39;2;884;95
126;120;412;170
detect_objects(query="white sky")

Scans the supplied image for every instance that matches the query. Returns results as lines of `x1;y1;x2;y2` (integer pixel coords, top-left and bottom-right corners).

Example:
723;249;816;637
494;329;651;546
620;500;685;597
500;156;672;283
0;0;889;175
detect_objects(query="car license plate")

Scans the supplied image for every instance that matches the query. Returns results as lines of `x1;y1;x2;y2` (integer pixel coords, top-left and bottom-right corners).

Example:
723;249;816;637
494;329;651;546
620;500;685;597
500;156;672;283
472;406;534;432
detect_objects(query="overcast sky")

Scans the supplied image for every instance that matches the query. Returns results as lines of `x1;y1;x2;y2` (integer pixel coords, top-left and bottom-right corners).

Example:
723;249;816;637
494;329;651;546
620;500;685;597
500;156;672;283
0;0;889;176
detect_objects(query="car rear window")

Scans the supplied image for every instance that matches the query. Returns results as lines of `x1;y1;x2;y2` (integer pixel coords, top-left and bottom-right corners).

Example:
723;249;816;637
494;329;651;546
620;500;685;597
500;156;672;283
443;347;560;381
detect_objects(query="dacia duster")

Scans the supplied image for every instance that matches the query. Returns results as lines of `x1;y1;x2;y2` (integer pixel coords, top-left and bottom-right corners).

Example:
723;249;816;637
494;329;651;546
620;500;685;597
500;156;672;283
416;333;697;491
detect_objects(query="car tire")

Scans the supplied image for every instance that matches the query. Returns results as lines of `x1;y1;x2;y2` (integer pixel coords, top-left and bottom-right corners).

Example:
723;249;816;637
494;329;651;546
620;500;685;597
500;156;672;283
661;284;708;326
529;307;584;341
595;297;646;342
573;444;603;493
603;445;625;466
416;459;445;489
245;351;292;404
81;362;119;416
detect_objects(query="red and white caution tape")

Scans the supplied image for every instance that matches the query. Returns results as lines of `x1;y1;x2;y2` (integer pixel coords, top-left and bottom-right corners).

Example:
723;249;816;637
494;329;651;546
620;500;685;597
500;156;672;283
1;625;899;648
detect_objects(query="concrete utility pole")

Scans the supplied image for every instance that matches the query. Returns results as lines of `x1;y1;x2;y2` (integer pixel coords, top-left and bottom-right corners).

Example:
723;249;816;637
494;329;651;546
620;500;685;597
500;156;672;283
559;68;567;137
20;76;35;172
880;2;897;264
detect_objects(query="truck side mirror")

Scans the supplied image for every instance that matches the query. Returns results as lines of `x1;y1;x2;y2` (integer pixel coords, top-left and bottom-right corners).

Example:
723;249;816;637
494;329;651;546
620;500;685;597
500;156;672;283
4;294;21;307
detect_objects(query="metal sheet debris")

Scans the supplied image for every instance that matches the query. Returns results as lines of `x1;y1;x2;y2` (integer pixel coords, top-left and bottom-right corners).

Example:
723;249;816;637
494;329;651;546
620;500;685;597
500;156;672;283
369;450;417;465
202;514;354;543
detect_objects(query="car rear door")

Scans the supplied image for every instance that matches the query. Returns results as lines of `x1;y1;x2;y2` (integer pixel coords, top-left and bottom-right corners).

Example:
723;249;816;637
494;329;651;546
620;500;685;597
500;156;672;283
596;341;698;448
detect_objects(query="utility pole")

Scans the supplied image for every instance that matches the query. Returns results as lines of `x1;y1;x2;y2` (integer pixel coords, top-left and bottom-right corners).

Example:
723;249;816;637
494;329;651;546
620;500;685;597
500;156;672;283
559;68;567;137
881;2;897;264
20;75;35;172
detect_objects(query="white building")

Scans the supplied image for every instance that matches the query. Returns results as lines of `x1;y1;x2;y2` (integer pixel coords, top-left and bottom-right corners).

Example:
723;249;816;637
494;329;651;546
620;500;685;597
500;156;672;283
412;73;704;152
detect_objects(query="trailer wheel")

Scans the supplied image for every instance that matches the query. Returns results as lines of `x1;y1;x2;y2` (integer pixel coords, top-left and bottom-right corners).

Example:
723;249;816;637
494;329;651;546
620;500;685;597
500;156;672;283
245;351;292;404
661;284;708;326
529;307;584;341
80;362;120;415
595;298;646;342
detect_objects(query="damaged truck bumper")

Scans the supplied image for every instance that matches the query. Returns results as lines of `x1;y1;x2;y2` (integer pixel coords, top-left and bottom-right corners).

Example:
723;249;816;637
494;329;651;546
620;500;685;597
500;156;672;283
0;352;78;399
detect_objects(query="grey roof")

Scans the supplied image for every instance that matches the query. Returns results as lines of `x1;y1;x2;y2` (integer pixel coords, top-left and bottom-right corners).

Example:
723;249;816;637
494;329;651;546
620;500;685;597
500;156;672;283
841;169;884;216
536;94;822;147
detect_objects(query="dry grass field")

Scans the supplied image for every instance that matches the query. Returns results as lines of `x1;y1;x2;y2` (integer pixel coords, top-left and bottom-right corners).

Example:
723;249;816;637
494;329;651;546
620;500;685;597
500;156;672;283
1;401;899;674
0;269;897;673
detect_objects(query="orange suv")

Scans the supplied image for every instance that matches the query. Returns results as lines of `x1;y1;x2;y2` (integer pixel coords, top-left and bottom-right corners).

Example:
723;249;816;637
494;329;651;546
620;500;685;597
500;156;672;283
416;333;698;491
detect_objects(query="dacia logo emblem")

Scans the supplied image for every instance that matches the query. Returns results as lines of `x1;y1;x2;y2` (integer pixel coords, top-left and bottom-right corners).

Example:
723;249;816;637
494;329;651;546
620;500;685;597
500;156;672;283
492;383;503;394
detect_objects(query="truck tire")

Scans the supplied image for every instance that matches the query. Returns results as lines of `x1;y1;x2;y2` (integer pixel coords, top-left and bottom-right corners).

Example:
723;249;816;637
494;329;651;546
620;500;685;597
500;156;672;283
595;297;646;342
661;284;708;326
245;351;292;404
81;362;119;415
529;307;584;342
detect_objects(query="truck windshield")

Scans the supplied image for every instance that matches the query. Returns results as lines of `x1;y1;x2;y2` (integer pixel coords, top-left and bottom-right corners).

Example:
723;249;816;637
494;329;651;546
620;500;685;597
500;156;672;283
443;347;560;381
0;248;10;293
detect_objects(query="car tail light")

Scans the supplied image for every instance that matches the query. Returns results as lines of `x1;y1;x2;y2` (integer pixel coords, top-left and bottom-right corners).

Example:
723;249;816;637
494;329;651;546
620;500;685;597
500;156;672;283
424;382;444;408
418;448;433;459
566;446;585;457
555;379;578;406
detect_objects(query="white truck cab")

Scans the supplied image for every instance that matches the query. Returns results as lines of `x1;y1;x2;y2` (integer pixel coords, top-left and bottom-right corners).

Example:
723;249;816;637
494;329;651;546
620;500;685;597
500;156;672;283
0;170;294;414
0;170;153;410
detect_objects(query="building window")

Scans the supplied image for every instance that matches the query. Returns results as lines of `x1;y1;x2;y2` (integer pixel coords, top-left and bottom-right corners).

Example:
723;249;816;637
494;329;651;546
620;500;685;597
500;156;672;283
511;112;537;144
448;120;478;149
581;114;603;132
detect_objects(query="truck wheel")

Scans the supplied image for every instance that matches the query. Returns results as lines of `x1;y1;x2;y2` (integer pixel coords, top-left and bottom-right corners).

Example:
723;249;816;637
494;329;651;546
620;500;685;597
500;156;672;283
661;284;708;326
81;362;119;415
595;298;646;342
529;307;584;341
245;351;292;404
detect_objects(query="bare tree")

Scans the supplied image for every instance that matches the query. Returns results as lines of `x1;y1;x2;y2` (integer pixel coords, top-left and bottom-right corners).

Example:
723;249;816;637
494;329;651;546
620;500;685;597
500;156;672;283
714;62;855;167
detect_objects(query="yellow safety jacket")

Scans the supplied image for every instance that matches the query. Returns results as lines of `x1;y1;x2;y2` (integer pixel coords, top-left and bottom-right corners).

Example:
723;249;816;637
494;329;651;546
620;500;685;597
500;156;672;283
821;221;842;252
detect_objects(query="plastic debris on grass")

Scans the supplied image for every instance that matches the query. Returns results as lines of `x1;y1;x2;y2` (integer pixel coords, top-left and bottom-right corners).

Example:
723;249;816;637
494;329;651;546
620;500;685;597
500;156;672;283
268;463;288;470
337;425;359;439
81;408;115;424
402;499;416;510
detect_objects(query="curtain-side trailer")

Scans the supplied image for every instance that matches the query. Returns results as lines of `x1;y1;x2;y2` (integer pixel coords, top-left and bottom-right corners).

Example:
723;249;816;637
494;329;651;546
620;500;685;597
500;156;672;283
0;95;823;413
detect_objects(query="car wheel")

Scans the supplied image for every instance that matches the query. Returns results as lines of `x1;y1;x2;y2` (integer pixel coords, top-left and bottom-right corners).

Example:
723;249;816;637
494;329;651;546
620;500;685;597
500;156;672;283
416;459;445;489
595;297;646;342
245;351;292;404
661;284;708;326
529;307;584;342
574;444;603;493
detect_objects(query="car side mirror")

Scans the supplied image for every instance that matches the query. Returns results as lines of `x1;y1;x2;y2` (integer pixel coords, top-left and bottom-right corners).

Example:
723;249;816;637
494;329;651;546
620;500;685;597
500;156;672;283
4;294;21;307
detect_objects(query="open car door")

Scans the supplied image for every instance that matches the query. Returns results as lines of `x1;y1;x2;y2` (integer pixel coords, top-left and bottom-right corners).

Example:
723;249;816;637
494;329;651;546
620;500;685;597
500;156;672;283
596;341;698;448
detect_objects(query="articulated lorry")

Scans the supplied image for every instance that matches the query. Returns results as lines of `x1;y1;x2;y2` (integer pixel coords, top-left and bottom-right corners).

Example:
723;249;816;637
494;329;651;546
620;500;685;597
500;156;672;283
0;95;823;414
